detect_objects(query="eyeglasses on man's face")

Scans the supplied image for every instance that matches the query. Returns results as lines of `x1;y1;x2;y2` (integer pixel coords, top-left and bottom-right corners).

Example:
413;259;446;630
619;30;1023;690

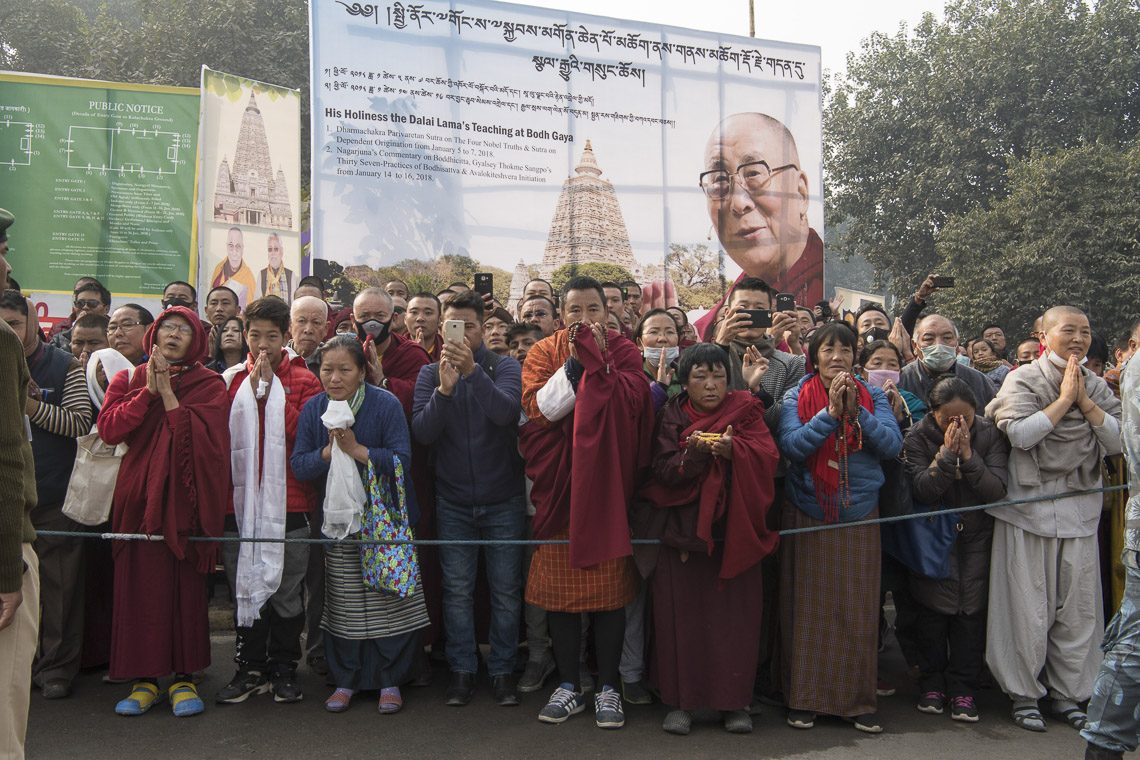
698;160;797;201
74;298;103;310
107;320;140;334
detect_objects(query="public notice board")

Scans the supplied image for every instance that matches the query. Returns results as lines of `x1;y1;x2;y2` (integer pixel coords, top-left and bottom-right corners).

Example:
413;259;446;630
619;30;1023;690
309;0;823;311
0;72;199;298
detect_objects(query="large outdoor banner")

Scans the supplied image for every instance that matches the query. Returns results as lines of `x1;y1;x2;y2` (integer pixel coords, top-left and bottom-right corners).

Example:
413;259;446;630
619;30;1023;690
0;72;198;311
309;0;822;316
197;67;303;309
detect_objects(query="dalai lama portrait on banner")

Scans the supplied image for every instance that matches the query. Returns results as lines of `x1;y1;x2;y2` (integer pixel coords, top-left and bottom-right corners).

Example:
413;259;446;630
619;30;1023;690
693;112;823;339
210;226;257;310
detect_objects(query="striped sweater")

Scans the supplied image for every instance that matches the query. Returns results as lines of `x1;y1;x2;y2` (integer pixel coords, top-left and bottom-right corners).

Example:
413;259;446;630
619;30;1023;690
29;361;92;438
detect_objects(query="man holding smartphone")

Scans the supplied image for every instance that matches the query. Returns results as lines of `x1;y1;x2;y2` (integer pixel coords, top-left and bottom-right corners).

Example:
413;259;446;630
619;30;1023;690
713;277;806;429
411;290;525;708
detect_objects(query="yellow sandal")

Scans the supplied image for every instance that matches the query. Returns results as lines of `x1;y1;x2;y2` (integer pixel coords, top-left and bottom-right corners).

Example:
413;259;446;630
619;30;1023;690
169;680;205;717
115;681;161;716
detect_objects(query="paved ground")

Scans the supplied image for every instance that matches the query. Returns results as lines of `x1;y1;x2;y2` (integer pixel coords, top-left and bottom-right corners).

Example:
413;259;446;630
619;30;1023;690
26;636;1088;760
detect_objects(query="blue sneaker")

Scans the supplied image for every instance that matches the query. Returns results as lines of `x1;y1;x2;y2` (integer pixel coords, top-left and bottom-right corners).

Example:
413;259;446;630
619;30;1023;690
538;684;586;724
594;686;625;729
169;681;205;717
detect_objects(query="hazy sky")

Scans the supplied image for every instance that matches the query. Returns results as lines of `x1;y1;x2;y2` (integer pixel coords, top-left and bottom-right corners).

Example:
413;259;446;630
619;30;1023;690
526;0;947;77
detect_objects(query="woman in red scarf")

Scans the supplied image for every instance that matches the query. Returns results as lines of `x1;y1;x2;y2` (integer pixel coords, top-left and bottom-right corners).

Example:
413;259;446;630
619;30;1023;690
775;322;903;734
97;306;230;718
635;344;779;735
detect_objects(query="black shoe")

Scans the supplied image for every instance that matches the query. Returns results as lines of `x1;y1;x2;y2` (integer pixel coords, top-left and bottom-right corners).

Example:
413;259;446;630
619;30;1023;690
216;669;270;704
270;667;304;703
41;678;72;699
307;656;329;677
621;679;653;705
409;651;433;687
1085;743;1125;760
493;675;520;707
445;671;476;706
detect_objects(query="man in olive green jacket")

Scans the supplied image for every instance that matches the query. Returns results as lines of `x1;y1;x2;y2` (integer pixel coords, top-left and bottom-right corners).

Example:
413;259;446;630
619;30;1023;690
0;207;40;760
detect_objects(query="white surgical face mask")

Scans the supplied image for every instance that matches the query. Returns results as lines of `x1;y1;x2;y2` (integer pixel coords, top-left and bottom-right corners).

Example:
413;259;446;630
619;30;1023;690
643;345;679;367
920;343;958;373
1046;349;1088;369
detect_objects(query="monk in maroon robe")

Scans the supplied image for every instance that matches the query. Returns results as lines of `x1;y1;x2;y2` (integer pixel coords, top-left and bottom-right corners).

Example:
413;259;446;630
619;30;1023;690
97;306;229;716
635;343;778;734
519;277;654;727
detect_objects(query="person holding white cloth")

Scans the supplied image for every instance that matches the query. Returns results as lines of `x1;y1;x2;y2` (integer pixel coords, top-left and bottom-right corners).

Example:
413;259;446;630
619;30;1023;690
985;305;1122;733
292;335;429;715
217;298;322;706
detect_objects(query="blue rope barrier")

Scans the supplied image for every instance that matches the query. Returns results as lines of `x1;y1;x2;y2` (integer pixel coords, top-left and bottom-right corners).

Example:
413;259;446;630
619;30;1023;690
35;484;1129;545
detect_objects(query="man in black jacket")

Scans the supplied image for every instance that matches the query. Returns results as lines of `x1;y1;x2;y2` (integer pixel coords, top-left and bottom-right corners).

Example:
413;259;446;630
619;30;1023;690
901;314;995;412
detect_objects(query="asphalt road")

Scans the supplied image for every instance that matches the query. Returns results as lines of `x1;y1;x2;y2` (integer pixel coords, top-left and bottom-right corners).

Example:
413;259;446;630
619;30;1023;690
26;636;1088;760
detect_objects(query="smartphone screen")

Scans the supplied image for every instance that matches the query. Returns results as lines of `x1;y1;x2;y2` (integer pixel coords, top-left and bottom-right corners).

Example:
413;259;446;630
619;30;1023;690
775;293;796;312
931;276;956;288
443;319;465;345
743;309;773;329
474;273;494;296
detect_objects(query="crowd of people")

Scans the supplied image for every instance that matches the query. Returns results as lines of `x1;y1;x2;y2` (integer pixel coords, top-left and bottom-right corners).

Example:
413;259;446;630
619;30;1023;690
0;205;1138;760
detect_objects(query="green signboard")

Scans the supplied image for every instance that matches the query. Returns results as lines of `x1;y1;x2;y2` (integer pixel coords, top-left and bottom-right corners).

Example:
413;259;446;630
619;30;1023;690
0;72;199;297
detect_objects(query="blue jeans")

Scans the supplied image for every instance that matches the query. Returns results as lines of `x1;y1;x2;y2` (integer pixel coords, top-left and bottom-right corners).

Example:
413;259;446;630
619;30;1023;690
436;495;526;676
1082;552;1140;753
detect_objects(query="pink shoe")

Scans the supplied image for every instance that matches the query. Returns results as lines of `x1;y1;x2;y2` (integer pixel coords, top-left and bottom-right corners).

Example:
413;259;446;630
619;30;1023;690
325;688;354;713
379;687;403;714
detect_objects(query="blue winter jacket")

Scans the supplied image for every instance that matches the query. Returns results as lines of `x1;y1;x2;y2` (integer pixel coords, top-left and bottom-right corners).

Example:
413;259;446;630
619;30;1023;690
777;375;904;522
411;345;524;506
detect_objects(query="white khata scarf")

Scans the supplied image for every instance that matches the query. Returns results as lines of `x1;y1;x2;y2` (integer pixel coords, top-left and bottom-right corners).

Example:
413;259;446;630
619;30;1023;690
86;348;134;410
320;395;367;540
225;364;288;628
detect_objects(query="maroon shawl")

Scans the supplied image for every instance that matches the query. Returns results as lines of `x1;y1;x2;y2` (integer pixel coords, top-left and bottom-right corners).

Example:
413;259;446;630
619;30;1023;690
639;391;779;579
375;331;431;418
97;310;230;572
520;327;654;569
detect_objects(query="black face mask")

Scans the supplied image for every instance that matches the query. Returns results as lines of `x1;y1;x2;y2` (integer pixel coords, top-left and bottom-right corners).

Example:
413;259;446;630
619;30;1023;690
356;318;391;345
861;327;891;345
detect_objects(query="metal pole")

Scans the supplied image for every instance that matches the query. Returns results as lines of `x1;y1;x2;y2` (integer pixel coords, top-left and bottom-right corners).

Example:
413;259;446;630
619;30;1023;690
749;0;755;37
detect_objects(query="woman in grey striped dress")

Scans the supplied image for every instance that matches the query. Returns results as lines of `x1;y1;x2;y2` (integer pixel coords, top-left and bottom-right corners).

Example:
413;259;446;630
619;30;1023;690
292;336;429;714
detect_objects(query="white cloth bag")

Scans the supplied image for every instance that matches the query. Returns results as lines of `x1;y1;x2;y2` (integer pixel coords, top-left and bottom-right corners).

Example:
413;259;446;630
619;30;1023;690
61;430;127;526
63;351;135;525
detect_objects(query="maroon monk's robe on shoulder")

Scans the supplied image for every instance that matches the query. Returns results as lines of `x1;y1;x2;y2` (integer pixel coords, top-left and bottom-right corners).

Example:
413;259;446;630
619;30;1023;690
98;353;229;679
636;391;778;711
520;327;655;570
